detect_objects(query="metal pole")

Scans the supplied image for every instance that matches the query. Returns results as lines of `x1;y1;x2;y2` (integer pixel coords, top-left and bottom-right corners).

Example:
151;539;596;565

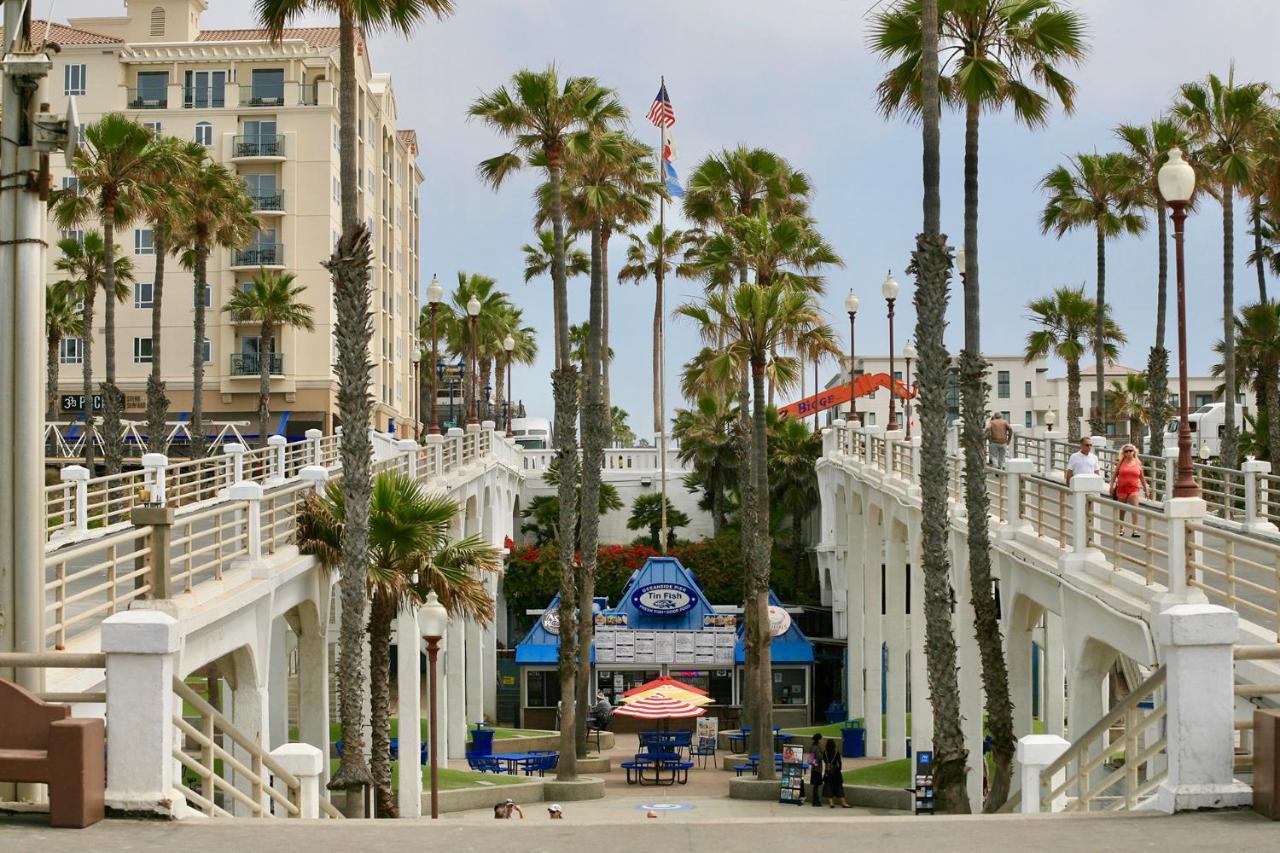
428;304;440;435
657;99;668;553
468;315;479;426
813;357;819;433
905;353;913;440
506;355;514;438
1171;201;1198;498
426;636;441;819
848;310;857;425
886;297;899;431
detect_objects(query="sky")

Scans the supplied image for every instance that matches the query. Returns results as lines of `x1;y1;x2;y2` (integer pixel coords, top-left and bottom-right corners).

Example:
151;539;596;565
57;0;1280;437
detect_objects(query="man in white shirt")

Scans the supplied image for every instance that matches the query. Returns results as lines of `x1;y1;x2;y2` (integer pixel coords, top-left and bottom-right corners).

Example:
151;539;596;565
1065;436;1101;485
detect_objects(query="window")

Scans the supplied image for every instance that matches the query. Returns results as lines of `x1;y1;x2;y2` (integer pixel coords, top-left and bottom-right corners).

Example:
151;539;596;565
77;124;86;145
135;229;154;255
184;70;225;108
133;337;153;364
202;338;211;364
1025;380;1032;398
524;668;560;707
1001;411;1011;423
195;284;210;308
332;177;340;203
134;282;154;309
61;228;84;245
133;71;168;107
250;68;285;105
333;123;339;150
143;120;162;134
150;6;166;37
61;176;78;192
64;63;86;96
59;337;83;365
194;121;212;146
1025;411;1033;429
770;668;807;706
997;370;1010;398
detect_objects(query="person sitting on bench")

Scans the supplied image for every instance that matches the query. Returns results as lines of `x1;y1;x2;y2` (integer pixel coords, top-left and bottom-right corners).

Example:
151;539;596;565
589;692;613;730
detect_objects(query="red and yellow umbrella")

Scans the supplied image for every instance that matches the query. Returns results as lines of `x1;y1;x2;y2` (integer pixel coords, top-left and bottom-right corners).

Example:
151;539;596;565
612;692;707;720
620;676;713;707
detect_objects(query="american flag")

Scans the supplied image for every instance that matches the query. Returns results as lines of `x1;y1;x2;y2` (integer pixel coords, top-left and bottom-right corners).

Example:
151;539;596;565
647;83;676;128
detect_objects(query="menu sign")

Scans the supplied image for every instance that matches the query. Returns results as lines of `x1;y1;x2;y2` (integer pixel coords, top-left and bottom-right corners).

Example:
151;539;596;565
655;632;676;663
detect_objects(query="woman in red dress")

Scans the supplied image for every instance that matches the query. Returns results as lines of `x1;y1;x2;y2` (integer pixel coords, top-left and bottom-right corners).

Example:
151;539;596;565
1110;443;1151;537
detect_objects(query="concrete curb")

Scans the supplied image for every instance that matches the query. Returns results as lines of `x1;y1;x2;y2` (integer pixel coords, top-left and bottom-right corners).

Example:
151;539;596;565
577;755;612;774
483;732;616;753
429;780;545;814
540;777;606;801
729;778;781;801
846;784;913;812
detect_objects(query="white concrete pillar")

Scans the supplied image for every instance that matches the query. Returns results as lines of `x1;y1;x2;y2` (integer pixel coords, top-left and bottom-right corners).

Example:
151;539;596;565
1240;460;1276;533
1164;497;1206;596
482;572;499;722
141;453;168;504
885;523;908;760
845;530;866;724
862;509;884;757
1155;604;1252;812
953;543;984;811
1043;613;1065;737
60;464;89;535
268;618;289;750
299;465;329;496
102;611;181;815
1068;474;1105;556
445;615;467;759
396;438;419;479
228;482;264;569
425;433;444;476
465;617;485;729
1006;611;1035;739
1015;734;1070;813
267;434;287;485
1001;459;1035;539
305;428;323;466
231;654;269;815
269;743;324;819
1162;446;1179;502
224;442;246;485
396;605;423;817
907;529;930;756
296;598;331;788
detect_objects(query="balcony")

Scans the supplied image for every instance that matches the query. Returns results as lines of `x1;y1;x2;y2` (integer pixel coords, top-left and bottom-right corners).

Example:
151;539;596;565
249;191;285;213
230;352;284;377
232;243;284;268
183;86;226;109
126;88;167;109
232;134;285;160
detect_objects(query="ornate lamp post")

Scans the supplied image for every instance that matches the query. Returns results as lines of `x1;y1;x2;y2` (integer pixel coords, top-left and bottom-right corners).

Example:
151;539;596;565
503;334;516;437
845;290;859;425
1158;146;1198;498
411;349;421;439
427;275;443;435
420;592;448;820
466;295;481;427
882;271;900;431
903;341;916;440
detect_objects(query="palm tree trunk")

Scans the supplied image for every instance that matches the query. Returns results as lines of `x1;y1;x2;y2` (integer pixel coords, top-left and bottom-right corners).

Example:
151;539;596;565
81;286;97;468
652;264;663;437
1092;222;1106;437
48;334;61;423
259;321;272;447
1147;200;1169;456
101;211;123;474
576;219;606;760
1254;197;1268;302
737;369;757;751
146;234;169;453
750;358;775;781
546;144;579;782
1222;182;1239;468
960;96;1013;812
479;355;493;422
601;226;613;441
1066;358;1082;444
494;353;506;430
191;247;208;458
367;594;398;818
1267;368;1280;469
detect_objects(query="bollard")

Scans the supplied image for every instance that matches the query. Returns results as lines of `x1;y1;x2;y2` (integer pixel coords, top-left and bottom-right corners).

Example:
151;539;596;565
267;434;287;485
131;504;176;599
228;482;264;566
60;465;90;535
141;453;168;505
305;428;323;466
1015;735;1070;813
223;442;246;485
270;744;324;819
299;465;329;496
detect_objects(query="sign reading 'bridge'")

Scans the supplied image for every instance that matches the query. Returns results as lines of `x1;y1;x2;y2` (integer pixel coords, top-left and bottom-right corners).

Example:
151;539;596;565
631;582;698;616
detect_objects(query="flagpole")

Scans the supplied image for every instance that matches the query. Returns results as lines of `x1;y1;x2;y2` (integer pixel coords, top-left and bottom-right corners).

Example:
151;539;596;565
657;76;669;555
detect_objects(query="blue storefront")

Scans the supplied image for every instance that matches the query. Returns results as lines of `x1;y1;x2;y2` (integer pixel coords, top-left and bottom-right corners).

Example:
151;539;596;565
515;556;815;730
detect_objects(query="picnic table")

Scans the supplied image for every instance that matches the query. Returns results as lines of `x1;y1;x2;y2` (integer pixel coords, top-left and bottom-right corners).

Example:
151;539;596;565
622;750;692;786
728;726;786;753
489;751;556;776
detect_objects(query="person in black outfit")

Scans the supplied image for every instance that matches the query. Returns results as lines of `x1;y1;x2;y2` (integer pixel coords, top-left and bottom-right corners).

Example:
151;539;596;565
808;734;824;807
822;739;851;808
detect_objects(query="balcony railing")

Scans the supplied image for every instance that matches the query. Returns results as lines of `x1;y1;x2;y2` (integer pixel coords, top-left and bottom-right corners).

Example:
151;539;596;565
249;191;284;211
230;352;284;376
233;134;285;158
127;88;168;109
232;244;284;267
182;86;226;109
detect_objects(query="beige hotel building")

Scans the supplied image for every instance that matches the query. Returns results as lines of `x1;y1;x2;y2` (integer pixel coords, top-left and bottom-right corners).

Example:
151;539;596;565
34;0;422;439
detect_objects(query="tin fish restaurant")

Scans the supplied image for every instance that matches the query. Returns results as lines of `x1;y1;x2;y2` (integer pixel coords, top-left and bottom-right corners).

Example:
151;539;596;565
515;556;815;731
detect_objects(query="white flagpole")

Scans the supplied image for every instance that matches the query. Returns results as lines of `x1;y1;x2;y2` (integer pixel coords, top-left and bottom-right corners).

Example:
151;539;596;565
657;77;669;555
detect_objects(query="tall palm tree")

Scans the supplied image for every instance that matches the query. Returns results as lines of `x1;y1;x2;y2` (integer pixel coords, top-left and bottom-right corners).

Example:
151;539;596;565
1213;301;1280;466
440;272;513;421
521;229;589;364
52;114;177;473
1106;374;1150;448
678;282;824;782
1245;112;1280;303
45;283;84;423
673;394;739;537
1040;152;1144;436
223;271;315;445
173;155;259;458
768;415;822;567
470;66;625;781
1116;118;1189;455
492;306;537;431
258;0;456;814
1173;68;1271;468
51;232;134;467
619;224;688;435
1023;286;1125;442
298;471;498;817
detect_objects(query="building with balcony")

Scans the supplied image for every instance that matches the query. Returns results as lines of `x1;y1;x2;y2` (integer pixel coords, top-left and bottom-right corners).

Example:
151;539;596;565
35;1;423;439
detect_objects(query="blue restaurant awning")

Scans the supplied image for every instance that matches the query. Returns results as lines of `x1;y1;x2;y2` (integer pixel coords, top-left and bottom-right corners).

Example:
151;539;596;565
735;591;814;664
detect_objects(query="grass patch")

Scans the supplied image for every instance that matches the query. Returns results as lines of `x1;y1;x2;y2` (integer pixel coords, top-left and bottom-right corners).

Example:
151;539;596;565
843;758;911;789
329;760;529;792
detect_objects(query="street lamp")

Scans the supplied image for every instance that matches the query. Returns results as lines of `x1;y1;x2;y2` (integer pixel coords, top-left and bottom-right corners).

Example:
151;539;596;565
503;334;516;437
1045;408;1056;431
903;341;916;440
845;290;859;425
467;295;481;426
411;349;422;439
426;275;443;435
420;591;448;820
882;271;900;431
1158;145;1198;498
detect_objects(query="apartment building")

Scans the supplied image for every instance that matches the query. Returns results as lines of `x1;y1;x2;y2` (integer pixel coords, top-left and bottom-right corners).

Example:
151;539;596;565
36;0;422;439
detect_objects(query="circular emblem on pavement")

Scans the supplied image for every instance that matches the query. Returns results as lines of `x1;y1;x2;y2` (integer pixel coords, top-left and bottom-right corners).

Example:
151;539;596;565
636;802;696;812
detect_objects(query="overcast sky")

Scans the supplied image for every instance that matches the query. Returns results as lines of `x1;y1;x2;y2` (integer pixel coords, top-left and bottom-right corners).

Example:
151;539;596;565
59;1;1280;435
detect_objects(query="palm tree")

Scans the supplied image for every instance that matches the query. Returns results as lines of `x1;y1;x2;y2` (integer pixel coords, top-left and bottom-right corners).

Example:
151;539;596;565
1116;119;1189;455
768;415;822;568
52;114;177;473
1024;286;1125;442
1213;301;1280;466
1173;68;1271;468
492;306;537;431
172;154;259;458
45;284;84;423
223;271;315;445
298;471;499;817
610;406;636;447
626;493;690;548
618;224;687;435
521;229;589;364
1106;374;1150;448
1245;113;1280;303
678;282;824;781
51;232;134;468
440;273;513;421
258;0;456;814
1039;152;1145;435
673;394;739;536
470;66;625;781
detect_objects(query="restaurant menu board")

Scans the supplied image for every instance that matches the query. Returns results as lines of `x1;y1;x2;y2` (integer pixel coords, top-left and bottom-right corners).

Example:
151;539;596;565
655;632;676;664
592;627;736;666
913;751;935;815
778;745;807;806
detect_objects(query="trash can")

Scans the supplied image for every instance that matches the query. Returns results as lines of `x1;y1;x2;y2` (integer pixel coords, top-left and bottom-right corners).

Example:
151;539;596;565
470;724;495;757
825;701;848;724
841;719;866;758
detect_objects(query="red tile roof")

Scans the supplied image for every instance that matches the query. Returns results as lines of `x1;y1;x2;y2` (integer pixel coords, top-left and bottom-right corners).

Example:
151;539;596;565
196;27;346;49
397;130;418;154
3;20;123;46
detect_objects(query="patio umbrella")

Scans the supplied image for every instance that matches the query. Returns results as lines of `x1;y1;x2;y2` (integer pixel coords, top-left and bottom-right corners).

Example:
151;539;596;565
620;676;713;707
613;692;707;720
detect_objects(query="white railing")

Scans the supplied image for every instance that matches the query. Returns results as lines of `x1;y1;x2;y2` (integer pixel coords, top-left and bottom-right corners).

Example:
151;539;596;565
1087;495;1171;589
168;502;251;594
1187;521;1280;636
44;525;153;650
